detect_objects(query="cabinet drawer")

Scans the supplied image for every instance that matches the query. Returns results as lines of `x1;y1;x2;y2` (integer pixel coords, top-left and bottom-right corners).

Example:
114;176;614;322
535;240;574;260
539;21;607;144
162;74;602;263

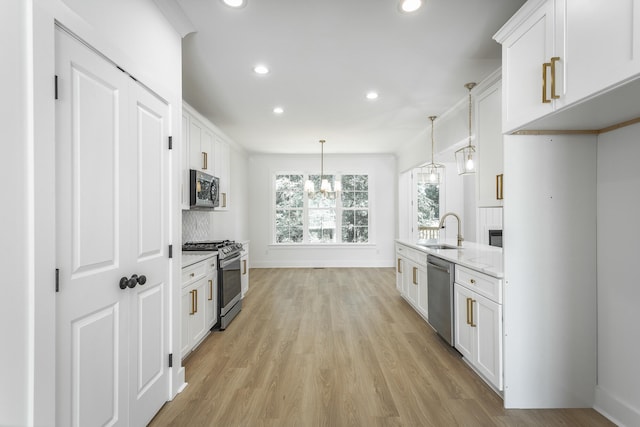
182;262;206;287
396;244;427;265
455;265;502;304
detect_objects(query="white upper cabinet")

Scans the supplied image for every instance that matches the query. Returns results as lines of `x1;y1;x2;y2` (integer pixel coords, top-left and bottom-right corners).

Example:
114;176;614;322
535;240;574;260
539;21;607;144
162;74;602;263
214;135;230;210
563;0;640;106
475;76;504;207
495;0;564;133
495;0;640;132
183;102;233;211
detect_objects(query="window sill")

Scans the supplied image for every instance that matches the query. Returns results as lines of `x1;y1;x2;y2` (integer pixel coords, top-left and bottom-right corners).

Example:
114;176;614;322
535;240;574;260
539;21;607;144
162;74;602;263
268;243;376;249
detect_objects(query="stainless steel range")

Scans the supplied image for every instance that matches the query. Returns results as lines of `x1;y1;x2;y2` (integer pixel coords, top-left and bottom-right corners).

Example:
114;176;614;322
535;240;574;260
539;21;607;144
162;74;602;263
182;240;243;330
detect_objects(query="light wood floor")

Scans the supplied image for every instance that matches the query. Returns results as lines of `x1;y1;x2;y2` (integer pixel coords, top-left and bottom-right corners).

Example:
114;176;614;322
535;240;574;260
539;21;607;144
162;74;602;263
150;268;614;426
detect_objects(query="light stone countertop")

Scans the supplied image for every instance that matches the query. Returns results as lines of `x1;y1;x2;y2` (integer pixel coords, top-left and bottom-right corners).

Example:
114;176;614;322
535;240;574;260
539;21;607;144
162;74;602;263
395;238;504;278
181;251;217;269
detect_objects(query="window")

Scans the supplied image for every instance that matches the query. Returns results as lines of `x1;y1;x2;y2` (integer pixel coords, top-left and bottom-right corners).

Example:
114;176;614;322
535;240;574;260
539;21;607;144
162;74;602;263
415;168;442;241
341;175;369;243
274;173;369;244
275;174;304;243
417;180;440;227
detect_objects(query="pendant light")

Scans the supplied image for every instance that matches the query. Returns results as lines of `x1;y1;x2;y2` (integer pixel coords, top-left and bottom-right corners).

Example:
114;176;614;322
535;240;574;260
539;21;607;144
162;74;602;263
419;116;445;184
305;140;341;197
455;82;477;175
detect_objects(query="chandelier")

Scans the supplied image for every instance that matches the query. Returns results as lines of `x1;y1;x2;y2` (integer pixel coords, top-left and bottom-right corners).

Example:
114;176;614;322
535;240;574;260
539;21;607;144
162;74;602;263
418;115;445;184
304;139;341;197
455;82;477;175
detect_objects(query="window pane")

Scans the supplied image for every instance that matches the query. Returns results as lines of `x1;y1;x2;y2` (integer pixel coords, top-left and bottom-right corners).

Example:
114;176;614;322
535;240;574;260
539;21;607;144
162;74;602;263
342;210;355;225
342;225;354;242
276;174;303;208
355;175;368;191
417;182;440;227
355;227;368;243
355;210;368;226
354;192;368;208
342;191;355;208
308;209;336;243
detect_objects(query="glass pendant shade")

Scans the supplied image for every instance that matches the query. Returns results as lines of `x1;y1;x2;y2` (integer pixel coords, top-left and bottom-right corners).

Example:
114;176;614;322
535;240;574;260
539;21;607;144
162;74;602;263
457;82;477;175
304;179;315;194
420;115;444;184
455;144;476;175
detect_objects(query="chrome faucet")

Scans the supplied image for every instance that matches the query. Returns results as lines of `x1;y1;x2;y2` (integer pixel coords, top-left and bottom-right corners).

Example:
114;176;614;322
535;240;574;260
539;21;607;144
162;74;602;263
438;212;463;247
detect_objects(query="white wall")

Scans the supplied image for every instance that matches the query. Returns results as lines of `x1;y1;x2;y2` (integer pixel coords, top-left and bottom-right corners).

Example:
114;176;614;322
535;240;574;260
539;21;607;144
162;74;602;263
595;122;640;427
503;134;597;408
248;153;396;268
3;1;183;425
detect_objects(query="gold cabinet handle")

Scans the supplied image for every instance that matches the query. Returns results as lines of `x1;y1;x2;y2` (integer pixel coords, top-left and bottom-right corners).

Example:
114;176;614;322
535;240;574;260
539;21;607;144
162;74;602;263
470;299;477;327
542;62;551;103
470;279;476;284
222;193;227;208
550;57;560;99
202;151;208;169
243;259;247;275
194;289;198;313
190;290;195;315
412;267;417;285
190;272;195;277
466;297;472;325
397;258;402;274
208;279;213;301
496;174;503;200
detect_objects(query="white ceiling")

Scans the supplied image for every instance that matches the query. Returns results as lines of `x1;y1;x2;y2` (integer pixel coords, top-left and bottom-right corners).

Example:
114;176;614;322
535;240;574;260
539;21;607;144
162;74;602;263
177;0;525;154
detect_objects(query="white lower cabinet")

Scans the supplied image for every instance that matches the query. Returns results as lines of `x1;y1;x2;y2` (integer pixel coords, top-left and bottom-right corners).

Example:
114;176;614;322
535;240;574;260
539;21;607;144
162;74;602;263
395;243;428;321
204;257;218;330
454;265;503;391
181;255;218;359
240;241;250;297
181;278;207;359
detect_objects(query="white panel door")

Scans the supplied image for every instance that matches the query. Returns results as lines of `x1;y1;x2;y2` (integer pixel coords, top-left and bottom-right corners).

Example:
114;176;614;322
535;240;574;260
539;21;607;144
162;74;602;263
128;83;171;427
56;27;170;427
55;27;130;427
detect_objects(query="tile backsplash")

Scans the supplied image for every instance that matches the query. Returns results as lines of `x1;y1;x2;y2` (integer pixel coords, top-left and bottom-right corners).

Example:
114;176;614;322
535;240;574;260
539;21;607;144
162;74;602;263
182;210;211;242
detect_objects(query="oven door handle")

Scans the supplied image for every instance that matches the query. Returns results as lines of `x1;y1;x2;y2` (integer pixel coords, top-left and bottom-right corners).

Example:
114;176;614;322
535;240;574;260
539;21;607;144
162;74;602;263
220;253;241;268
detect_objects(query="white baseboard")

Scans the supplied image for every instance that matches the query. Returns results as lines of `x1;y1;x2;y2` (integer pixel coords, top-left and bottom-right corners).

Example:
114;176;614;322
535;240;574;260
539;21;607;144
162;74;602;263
594;385;640;427
251;260;394;268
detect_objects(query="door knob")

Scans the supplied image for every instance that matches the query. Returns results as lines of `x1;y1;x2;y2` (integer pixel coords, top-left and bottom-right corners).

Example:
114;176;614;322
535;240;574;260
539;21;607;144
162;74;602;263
128;274;138;288
119;274;147;289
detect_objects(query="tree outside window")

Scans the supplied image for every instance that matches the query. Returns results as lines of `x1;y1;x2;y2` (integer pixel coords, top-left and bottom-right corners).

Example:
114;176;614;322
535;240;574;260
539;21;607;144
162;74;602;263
275;174;304;243
417;181;440;228
274;173;369;244
341;175;369;243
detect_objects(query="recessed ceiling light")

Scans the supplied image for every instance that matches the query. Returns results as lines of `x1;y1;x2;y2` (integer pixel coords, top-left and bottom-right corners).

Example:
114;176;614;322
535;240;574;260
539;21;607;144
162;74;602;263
399;0;422;13
253;64;270;75
222;0;246;8
273;107;284;114
366;91;379;100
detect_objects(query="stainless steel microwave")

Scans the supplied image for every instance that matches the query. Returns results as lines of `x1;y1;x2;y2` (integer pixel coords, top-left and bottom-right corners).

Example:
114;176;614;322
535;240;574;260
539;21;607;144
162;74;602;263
189;169;220;209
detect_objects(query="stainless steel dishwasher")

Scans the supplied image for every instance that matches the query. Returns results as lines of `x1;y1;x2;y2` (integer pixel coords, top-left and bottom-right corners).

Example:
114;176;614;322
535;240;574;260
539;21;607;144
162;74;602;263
427;254;455;346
